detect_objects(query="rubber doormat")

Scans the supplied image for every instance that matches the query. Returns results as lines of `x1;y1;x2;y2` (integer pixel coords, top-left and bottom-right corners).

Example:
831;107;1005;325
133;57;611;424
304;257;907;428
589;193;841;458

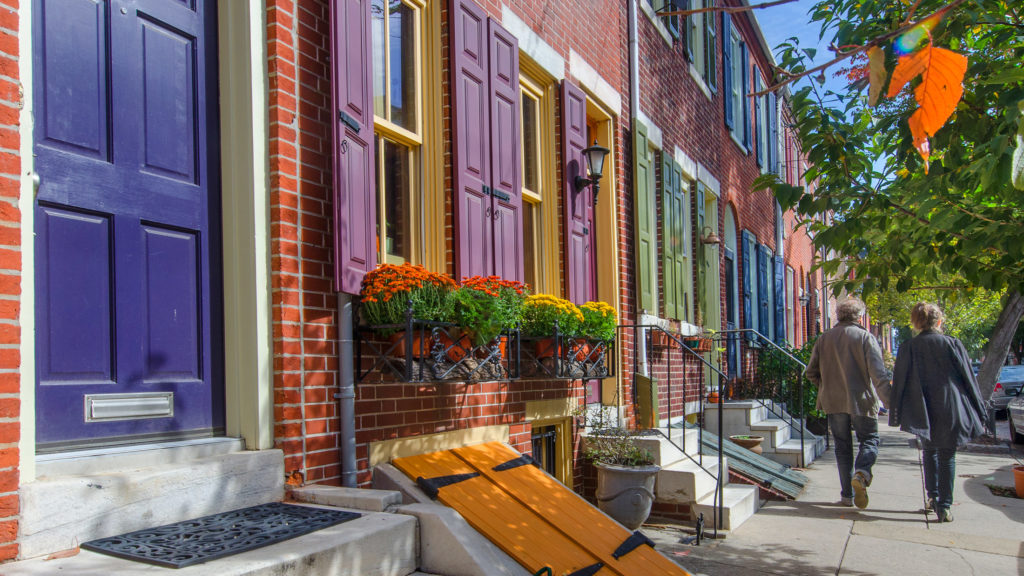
81;502;360;568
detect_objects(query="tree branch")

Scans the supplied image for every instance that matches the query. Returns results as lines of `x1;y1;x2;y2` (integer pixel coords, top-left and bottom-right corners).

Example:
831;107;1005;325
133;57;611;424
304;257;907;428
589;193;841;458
659;0;798;18
750;0;967;97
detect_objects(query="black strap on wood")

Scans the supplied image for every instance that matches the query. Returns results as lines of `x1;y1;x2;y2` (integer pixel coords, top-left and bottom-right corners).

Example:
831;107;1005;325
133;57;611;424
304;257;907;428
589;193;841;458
567;562;604;576
533;568;553;576
611;530;655;559
492;454;538;471
415;472;480;500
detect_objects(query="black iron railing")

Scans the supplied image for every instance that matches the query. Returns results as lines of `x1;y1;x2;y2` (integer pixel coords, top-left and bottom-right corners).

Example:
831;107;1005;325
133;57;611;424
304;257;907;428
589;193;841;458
709;329;817;467
353;302;615;383
618;323;727;537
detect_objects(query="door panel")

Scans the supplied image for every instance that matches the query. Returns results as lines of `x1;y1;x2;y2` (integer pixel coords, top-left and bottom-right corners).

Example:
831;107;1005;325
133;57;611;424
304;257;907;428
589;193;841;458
34;0;219;449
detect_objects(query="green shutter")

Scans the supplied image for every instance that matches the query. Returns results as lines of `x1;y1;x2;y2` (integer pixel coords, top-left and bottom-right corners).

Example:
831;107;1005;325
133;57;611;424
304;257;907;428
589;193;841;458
695;184;706;324
662;154;676;319
670;160;687;321
634;123;655;313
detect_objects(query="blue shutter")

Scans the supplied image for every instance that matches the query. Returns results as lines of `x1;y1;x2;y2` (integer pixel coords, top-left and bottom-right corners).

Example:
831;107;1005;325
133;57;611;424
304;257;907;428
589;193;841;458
741;230;753;340
741;43;751;149
754;75;763;167
721;13;732;129
774;255;786;342
757;244;770;335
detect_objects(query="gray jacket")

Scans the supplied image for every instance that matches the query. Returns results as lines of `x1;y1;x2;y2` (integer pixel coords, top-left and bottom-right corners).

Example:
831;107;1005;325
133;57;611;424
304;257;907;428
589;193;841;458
889;330;986;448
804;321;891;417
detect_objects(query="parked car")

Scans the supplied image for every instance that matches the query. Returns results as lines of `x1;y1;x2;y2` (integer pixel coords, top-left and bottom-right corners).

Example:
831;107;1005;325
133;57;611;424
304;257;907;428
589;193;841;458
990;365;1024;415
1007;386;1024;444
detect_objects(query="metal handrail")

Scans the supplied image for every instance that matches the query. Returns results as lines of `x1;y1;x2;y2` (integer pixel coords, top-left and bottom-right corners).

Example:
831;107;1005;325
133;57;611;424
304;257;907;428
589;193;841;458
617;323;727;535
713;328;814;467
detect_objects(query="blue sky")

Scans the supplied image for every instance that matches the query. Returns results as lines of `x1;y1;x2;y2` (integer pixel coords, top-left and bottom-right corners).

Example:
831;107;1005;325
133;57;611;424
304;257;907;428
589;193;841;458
753;0;828;63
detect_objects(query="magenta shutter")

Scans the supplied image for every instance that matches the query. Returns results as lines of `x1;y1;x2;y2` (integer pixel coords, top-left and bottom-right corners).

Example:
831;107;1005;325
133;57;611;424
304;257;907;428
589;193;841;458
561;80;594;304
330;0;376;294
451;0;492;282
488;19;523;283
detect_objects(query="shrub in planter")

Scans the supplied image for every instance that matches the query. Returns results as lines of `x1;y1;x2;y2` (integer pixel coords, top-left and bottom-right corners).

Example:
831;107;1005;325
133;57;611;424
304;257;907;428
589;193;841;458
583;428;659;530
521;294;583;337
580;301;617;342
359;264;457;333
448;276;528;347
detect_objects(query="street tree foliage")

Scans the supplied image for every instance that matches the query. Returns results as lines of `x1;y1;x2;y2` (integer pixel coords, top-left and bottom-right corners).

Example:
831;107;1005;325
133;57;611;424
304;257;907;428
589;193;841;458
754;0;1024;401
864;282;1004;356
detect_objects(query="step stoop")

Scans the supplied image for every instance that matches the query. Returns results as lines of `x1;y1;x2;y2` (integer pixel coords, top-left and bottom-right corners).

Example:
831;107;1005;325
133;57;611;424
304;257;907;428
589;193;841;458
656;456;725;505
0;505;418;576
691;484;760;531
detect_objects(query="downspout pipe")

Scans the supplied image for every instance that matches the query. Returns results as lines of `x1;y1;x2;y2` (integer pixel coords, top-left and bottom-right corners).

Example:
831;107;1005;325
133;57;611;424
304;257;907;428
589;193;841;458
337;293;358;488
629;0;649;381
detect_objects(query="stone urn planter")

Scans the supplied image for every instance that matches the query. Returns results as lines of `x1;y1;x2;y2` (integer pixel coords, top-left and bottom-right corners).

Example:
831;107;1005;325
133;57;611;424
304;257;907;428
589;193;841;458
594;462;660;530
729;434;765;455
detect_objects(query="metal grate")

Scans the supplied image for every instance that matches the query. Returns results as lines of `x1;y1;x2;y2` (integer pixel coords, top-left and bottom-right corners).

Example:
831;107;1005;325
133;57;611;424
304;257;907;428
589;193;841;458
81;502;360;569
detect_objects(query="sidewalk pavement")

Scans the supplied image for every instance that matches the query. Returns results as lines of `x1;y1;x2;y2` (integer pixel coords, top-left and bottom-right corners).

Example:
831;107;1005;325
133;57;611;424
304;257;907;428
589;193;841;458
644;424;1024;576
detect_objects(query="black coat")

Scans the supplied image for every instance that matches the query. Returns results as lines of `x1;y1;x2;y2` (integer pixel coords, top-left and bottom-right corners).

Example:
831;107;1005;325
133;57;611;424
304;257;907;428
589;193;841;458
889;330;987;448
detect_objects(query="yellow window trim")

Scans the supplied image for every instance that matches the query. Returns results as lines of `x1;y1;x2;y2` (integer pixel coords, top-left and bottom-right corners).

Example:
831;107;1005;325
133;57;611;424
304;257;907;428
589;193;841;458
518;62;560;295
529;417;573;487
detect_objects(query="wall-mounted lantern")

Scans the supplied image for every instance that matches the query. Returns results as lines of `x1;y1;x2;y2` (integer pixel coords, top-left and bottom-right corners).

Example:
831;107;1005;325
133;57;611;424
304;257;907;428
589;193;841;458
575;140;610;206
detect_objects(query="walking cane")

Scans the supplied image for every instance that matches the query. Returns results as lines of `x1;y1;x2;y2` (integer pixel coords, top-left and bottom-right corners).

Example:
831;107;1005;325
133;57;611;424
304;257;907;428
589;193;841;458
909;437;930;526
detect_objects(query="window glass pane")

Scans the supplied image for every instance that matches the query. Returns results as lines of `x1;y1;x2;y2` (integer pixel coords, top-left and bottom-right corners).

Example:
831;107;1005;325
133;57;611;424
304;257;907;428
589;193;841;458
523;201;537;290
522;94;539;194
389;1;417;131
371;0;387;118
381;138;411;261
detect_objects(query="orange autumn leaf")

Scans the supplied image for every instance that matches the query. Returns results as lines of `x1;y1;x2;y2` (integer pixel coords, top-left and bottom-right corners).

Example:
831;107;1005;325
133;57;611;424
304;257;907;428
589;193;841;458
886;45;967;170
866;46;886;106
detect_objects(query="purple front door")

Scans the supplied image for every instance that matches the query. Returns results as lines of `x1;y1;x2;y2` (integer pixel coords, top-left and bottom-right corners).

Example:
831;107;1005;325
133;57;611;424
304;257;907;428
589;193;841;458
33;0;222;451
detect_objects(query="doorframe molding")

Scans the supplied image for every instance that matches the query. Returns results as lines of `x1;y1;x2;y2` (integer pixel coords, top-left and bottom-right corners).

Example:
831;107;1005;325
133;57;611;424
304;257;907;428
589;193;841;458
18;0;37;479
218;1;274;450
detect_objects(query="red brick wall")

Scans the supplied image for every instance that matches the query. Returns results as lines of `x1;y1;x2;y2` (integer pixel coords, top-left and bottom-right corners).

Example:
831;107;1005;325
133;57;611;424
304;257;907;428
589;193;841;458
0;0;19;561
264;0;632;487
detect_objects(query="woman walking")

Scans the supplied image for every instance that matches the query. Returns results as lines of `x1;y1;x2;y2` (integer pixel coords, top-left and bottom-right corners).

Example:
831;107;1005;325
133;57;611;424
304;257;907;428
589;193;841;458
889;302;987;522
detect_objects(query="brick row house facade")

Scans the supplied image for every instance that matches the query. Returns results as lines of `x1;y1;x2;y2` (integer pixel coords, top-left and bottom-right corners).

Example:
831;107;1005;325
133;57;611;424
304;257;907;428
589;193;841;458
0;0;827;562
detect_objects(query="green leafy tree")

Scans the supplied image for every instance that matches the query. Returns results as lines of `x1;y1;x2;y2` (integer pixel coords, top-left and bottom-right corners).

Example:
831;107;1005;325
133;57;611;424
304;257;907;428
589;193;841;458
755;0;1024;401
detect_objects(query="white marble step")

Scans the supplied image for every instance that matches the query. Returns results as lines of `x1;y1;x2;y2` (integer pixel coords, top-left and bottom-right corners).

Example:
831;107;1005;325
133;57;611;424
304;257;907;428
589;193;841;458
691;483;760;531
656;455;726;504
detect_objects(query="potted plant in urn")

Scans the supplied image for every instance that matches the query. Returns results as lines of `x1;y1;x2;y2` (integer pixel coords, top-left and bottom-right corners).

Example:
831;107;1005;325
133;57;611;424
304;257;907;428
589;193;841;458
583;427;659;530
447;275;528;357
520;294;584;359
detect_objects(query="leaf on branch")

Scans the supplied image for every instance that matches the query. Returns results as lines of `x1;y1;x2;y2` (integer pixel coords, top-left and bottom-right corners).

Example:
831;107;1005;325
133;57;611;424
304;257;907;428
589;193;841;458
867;46;886;107
887;45;967;170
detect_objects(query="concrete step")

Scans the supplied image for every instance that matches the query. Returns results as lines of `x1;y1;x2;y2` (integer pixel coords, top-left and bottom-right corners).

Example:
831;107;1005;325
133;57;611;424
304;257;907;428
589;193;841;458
0;504;418;576
703;400;767;432
655;456;726;505
691;484;760;531
763;435;826;468
20;448;285;559
587;428;700;469
35;437;246;478
749;418;791;448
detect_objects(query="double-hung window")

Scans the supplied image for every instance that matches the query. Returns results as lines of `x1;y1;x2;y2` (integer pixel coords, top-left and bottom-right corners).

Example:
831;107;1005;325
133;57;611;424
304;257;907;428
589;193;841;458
519;71;558;294
722;12;748;146
371;0;424;264
686;0;716;90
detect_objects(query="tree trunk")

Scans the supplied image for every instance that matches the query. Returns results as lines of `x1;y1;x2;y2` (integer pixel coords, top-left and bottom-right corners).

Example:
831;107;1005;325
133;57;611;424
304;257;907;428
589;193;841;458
976;290;1024;402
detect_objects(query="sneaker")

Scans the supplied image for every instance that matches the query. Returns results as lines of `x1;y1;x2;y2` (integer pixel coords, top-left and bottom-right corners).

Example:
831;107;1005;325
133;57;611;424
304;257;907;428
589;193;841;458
852;471;869;509
937;508;953;523
839;496;854;507
925;497;936;512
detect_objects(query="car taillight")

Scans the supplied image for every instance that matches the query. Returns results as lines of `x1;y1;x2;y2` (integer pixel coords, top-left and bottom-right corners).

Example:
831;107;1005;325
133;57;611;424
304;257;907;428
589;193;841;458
994;383;1003;393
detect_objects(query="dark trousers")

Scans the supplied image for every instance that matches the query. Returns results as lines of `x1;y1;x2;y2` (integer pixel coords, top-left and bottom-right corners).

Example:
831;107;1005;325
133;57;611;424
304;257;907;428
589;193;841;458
920;438;956;511
828;413;880;499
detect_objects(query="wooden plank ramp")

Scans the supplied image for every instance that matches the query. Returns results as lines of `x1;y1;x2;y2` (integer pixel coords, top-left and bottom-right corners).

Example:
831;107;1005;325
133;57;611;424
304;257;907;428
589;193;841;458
393;442;691;576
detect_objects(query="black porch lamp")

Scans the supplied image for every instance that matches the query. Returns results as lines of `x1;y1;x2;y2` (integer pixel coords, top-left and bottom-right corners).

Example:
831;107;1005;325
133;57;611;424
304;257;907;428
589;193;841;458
799;292;810;307
575;140;610;205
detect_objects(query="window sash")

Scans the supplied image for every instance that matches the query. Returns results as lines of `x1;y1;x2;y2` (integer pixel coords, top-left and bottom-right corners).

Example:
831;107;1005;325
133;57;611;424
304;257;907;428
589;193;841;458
371;0;423;138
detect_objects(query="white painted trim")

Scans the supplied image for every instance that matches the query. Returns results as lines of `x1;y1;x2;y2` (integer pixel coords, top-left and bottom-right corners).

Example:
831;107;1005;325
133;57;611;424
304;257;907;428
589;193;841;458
729;130;749;156
638;110;663;150
501;6;565;80
638;0;673;46
688;63;713;102
218;2;274;450
697;165;721;197
18;0;37;481
569;50;622;115
674;146;696;181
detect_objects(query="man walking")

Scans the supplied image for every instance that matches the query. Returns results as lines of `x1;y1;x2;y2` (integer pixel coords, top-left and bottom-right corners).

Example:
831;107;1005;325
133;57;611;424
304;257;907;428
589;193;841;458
805;298;891;509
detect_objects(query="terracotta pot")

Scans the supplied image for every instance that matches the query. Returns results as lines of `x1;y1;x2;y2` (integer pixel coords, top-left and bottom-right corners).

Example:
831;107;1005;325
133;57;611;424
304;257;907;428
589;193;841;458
388;330;469;362
1014;465;1024;499
572;338;591;361
478;335;508;359
651;331;671;348
729;435;764;455
707;391;720;403
535;337;559;359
